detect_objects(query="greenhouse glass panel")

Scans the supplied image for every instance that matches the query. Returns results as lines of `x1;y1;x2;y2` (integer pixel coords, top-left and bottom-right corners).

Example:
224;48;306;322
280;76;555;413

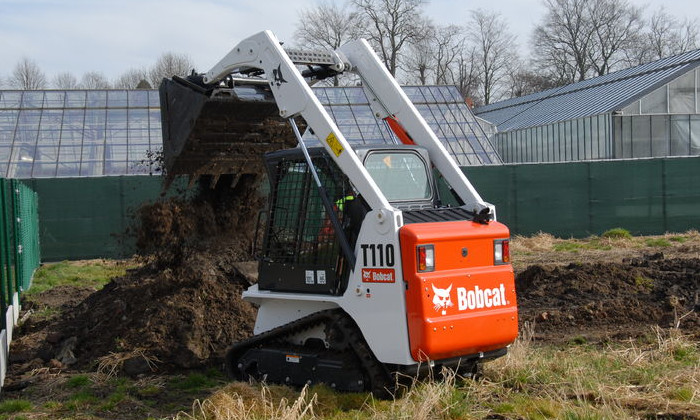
7;161;33;178
632;116;651;157
691;115;700;154
80;160;104;176
128;90;149;107
82;141;105;162
128;109;149;129
402;86;425;103
56;161;80;177
0;91;22;108
148;90;160;107
344;88;368;104
106;109;128;141
35;144;59;161
105;160;127;175
21;92;44;108
641;85;668;114
0;110;19;132
313;88;330;105
106;144;128;161
107;91;128;108
37;130;61;145
58;145;82;162
87;91;107;107
40;109;64;129
669;71;695;113
149;129;161;144
44;91;66;108
149;110;161;128
17;110;41;131
651;115;669;156
621;101;640;115
32;161;57;178
65;91;86;108
670;115;690;155
84;108;106;126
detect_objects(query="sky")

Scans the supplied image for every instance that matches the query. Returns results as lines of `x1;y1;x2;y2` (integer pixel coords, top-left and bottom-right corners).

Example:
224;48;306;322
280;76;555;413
1;0;699;85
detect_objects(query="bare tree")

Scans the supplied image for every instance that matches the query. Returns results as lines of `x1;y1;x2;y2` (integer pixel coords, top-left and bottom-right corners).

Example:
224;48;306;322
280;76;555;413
533;0;649;83
11;57;47;89
53;72;79;89
433;25;465;85
403;23;436;85
533;0;595;84
295;1;364;50
114;68;151;89
148;52;194;88
468;9;517;105
508;66;564;97
634;7;699;63
453;46;480;103
294;1;364;86
587;0;644;76
352;0;428;76
79;71;111;89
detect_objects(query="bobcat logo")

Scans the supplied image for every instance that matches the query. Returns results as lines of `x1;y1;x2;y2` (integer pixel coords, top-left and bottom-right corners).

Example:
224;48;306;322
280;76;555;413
273;64;287;86
432;284;453;315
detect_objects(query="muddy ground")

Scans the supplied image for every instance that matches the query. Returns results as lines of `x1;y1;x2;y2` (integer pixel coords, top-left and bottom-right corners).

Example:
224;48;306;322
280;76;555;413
2;178;699;417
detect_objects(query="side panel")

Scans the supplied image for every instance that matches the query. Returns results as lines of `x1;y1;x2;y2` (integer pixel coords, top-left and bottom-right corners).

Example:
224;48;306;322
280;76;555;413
400;221;518;361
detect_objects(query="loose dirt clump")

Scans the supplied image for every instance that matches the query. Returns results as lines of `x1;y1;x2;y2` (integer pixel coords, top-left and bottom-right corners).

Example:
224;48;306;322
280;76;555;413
516;253;700;343
11;174;266;378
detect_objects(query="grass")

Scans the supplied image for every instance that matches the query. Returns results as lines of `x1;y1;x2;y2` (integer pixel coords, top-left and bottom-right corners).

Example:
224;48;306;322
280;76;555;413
27;259;138;295
169;327;699;420
0;399;32;414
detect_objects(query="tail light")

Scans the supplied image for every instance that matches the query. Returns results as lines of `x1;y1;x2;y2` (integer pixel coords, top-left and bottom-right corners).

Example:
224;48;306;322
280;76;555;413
417;244;435;272
494;239;510;265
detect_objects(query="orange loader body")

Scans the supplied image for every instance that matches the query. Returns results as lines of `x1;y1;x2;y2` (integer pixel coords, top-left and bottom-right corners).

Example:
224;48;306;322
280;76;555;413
400;221;518;361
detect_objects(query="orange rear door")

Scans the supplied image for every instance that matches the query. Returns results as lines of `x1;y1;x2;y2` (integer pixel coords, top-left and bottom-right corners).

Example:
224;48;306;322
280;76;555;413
400;220;518;362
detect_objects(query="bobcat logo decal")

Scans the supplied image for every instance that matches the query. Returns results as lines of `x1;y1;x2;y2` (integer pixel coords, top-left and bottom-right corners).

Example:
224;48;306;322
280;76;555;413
432;284;453;315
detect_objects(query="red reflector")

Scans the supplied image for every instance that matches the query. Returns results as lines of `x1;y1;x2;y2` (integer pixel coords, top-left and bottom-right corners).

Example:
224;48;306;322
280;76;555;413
418;247;426;271
416;245;434;272
502;240;510;263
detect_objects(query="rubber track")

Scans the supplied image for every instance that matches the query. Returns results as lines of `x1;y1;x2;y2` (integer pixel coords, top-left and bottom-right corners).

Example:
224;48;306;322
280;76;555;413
225;308;392;396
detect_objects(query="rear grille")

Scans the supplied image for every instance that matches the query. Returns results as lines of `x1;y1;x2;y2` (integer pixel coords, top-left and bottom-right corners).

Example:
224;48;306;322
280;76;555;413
402;207;475;224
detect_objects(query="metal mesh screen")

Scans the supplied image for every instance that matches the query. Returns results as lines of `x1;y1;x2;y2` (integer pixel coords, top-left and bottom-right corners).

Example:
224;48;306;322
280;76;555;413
262;149;354;268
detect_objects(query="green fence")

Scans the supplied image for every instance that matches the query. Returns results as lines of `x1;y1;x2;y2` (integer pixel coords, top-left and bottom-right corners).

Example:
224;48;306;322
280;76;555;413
466;156;700;237
0;178;40;328
21;156;700;262
24;176;168;261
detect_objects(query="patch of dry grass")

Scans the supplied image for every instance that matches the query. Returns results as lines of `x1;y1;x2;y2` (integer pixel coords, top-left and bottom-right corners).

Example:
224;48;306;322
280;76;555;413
172;324;698;419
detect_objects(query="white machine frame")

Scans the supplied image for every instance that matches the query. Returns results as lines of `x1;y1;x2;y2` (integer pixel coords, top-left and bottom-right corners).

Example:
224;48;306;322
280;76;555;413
202;30;494;366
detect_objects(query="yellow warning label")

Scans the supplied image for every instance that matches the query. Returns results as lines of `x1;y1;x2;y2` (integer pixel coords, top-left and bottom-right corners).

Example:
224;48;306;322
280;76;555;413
325;132;344;157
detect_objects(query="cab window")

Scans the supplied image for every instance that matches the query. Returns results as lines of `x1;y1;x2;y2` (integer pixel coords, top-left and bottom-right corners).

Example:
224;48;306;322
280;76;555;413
364;151;431;201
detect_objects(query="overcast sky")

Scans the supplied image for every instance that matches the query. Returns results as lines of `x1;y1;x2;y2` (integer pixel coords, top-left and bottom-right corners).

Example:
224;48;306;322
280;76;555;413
1;0;699;84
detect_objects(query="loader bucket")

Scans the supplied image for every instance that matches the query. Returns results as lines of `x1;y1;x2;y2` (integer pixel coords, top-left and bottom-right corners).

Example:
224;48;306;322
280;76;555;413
158;76;297;180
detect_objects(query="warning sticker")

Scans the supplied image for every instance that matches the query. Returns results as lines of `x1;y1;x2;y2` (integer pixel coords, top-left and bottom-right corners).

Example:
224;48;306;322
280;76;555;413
325;132;344;157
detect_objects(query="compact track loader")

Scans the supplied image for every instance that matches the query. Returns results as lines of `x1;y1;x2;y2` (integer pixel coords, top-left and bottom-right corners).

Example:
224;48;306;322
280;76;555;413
159;30;518;395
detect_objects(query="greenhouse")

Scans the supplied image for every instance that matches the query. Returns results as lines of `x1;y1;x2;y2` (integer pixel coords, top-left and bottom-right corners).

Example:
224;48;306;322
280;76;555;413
0;85;499;180
475;49;700;163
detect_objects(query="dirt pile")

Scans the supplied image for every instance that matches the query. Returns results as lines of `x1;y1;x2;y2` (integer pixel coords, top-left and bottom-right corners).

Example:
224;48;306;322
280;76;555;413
516;253;700;342
12;174;266;376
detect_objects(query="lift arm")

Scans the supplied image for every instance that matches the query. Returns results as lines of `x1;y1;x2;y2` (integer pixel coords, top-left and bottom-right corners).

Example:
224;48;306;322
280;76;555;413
202;30;390;212
200;30;491;216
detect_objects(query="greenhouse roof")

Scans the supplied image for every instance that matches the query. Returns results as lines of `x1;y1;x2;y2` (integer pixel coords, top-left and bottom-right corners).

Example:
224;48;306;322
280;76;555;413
0;85;498;179
474;49;700;131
